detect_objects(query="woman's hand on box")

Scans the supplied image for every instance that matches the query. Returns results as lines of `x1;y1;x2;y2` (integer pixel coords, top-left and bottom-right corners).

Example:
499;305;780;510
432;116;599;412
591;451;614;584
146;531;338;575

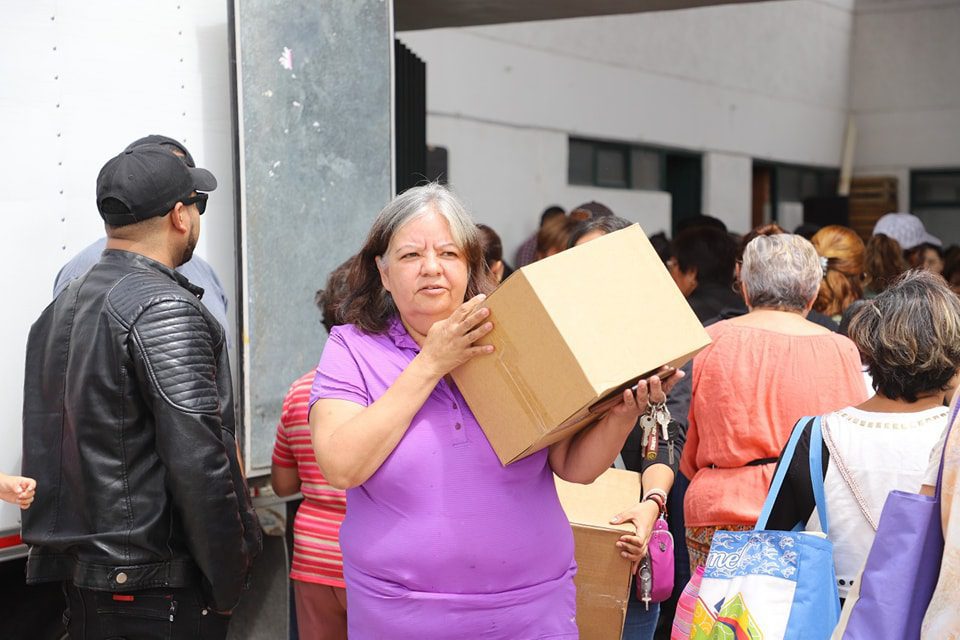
611;500;661;565
418;294;494;378
609;366;685;420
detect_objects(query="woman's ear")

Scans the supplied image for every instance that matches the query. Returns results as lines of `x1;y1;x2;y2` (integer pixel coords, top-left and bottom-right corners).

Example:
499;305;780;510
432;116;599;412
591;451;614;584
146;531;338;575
674;266;698;297
740;280;751;310
800;282;821;316
945;372;959;405
375;255;391;292
491;260;505;283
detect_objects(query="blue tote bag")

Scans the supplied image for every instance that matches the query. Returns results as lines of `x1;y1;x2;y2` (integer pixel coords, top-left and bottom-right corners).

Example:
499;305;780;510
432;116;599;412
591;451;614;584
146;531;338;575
690;417;840;640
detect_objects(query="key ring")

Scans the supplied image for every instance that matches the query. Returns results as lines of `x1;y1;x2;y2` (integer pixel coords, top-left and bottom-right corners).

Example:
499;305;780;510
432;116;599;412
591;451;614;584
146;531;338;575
644;399;666;416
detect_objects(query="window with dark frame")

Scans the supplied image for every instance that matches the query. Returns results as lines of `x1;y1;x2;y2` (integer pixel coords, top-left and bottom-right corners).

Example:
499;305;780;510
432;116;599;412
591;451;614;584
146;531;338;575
910;169;960;246
752;160;841;225
568;137;665;191
775;166;838;203
912;170;960;208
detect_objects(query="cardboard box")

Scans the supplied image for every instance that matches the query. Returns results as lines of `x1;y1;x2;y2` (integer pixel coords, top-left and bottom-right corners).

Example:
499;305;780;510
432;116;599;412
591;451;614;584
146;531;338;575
452;224;711;465
556;468;642;640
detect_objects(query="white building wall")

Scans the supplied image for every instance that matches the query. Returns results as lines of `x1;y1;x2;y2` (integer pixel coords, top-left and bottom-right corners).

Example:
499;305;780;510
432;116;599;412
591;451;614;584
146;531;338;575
401;0;856;254
850;0;960;221
703;152;753;232
429;115;672;258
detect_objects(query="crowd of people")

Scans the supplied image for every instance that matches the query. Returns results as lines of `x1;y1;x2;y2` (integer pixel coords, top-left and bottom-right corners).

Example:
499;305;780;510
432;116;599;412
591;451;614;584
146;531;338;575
269;192;960;640
8;132;960;640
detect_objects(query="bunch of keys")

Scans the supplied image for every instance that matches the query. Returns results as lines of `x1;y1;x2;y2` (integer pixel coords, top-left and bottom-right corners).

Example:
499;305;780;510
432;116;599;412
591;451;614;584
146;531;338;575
639;400;673;465
637;555;654;610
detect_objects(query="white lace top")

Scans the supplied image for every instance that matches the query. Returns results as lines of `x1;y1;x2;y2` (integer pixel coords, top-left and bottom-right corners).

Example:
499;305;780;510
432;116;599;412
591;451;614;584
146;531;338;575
806;406;949;598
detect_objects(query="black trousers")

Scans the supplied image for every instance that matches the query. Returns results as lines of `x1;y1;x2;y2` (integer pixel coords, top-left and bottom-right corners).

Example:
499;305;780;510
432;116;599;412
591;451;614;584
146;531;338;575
62;582;232;640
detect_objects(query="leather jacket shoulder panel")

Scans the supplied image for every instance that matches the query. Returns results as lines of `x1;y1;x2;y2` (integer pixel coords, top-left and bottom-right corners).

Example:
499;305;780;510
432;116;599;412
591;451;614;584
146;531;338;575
106;268;223;347
107;269;223;414
129;299;220;414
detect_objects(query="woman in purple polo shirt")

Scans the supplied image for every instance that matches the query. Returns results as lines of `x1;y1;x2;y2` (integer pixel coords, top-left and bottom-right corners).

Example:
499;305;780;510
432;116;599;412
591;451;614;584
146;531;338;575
308;183;679;639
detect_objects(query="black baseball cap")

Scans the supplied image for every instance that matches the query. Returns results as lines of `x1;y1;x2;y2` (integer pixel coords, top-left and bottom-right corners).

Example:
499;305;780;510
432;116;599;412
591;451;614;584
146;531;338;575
124;134;196;168
96;144;217;226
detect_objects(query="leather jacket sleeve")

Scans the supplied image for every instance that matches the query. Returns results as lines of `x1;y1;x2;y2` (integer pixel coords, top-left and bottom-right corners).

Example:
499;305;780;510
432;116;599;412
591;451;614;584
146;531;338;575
129;298;252;611
216;347;264;583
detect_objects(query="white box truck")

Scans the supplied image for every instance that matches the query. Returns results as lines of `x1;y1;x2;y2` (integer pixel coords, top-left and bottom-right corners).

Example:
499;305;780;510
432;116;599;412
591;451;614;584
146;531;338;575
0;1;394;636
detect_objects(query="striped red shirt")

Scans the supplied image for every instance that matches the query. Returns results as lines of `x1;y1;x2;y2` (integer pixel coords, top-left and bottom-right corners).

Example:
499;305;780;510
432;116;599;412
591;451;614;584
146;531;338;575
272;372;346;588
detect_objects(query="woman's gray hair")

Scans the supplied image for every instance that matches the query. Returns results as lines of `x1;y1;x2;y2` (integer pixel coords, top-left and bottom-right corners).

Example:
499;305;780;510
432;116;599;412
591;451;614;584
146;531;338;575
338;183;495;333
740;234;822;311
374;183;479;265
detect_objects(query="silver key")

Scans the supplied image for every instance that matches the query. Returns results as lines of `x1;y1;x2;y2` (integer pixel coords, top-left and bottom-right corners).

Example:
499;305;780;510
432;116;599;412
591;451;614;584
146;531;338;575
640;413;656;436
656;405;670;427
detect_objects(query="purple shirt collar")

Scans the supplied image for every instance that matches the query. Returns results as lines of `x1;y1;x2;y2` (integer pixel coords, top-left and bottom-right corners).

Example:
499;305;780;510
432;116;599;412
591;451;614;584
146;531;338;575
386;316;420;352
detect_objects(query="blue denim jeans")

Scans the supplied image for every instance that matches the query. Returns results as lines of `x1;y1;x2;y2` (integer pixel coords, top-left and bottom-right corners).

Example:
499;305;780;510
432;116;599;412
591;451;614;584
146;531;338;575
622;582;659;640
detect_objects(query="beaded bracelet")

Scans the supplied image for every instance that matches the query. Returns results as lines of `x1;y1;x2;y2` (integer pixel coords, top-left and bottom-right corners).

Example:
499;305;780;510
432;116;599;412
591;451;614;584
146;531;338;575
641;490;667;515
642;488;667;503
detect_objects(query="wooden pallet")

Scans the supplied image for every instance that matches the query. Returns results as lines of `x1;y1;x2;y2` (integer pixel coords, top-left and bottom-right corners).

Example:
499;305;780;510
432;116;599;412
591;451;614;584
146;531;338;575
849;176;898;240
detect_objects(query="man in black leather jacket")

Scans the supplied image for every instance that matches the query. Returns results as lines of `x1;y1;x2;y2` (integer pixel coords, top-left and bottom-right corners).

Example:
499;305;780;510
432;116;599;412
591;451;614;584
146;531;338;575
22;143;261;639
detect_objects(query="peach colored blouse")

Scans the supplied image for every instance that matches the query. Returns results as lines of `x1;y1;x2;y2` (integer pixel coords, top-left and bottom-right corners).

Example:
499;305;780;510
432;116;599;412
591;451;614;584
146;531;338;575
679;321;868;528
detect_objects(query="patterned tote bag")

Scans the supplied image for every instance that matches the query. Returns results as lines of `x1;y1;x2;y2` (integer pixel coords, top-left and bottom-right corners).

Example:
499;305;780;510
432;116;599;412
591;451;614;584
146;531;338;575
689;417;840;640
672;564;705;640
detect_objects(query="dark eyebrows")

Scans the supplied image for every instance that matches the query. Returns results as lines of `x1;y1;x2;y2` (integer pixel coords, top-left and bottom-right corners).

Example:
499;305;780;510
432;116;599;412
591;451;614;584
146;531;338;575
392;241;459;254
393;242;423;254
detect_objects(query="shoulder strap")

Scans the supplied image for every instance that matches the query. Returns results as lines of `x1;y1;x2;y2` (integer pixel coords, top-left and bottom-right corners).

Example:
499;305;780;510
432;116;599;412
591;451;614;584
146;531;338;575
809;416;830;534
935;398;960;500
821;415;878;531
756;417;814;531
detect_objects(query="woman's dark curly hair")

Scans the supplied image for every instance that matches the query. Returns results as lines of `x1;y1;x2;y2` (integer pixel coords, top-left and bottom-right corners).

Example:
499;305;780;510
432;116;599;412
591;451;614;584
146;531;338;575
847;269;960;402
865;233;908;294
315;255;358;334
